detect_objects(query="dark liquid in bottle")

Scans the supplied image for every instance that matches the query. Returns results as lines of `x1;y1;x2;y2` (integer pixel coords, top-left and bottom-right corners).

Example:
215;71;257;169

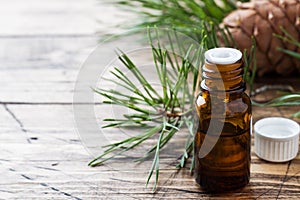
194;120;251;192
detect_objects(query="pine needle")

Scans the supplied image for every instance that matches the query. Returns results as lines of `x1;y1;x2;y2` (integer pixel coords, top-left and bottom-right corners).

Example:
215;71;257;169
91;28;203;190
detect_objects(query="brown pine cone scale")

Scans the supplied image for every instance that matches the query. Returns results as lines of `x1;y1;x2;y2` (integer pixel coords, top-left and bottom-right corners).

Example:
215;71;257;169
222;0;300;76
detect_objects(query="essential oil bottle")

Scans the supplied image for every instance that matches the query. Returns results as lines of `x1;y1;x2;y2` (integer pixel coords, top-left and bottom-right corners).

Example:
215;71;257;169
194;48;252;192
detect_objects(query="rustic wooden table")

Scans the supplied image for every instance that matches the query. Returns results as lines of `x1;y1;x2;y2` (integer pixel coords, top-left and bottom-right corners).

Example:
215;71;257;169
1;1;299;199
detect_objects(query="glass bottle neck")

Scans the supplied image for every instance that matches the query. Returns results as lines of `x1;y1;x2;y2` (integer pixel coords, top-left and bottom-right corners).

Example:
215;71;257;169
201;59;244;92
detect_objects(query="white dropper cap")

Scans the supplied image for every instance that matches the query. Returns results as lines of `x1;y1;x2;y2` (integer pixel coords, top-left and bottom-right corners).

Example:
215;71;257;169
205;47;242;65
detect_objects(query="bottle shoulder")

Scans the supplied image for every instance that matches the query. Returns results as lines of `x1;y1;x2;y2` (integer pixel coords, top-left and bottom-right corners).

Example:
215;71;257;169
195;91;251;115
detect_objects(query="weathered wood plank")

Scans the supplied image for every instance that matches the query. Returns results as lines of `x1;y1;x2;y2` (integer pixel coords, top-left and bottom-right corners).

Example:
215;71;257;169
0;36;96;104
0;158;299;199
0;103;299;199
0;88;300;199
0;0;135;36
1;92;299;199
0;70;75;103
0;34;150;103
0;37;96;69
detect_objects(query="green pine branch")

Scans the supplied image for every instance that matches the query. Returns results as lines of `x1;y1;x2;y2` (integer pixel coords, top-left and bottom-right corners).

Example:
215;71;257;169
89;28;203;191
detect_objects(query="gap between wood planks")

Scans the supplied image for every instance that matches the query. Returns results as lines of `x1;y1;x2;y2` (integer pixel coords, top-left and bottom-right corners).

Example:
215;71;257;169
2;104;31;144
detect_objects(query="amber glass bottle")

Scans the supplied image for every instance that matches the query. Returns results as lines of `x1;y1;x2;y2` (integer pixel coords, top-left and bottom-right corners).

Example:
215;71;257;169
194;48;252;192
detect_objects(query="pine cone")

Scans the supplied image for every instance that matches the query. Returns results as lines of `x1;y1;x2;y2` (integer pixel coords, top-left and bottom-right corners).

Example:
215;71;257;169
222;0;300;76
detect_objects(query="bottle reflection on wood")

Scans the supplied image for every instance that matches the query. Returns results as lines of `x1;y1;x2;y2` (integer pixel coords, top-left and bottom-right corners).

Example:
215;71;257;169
194;48;252;192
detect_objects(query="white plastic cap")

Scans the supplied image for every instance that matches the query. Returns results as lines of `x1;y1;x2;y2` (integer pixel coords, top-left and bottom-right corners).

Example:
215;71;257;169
204;48;242;65
254;117;300;162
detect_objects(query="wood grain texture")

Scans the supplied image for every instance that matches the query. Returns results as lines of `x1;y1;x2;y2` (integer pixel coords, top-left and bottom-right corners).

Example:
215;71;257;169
1;92;299;200
0;0;135;36
0;0;299;199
